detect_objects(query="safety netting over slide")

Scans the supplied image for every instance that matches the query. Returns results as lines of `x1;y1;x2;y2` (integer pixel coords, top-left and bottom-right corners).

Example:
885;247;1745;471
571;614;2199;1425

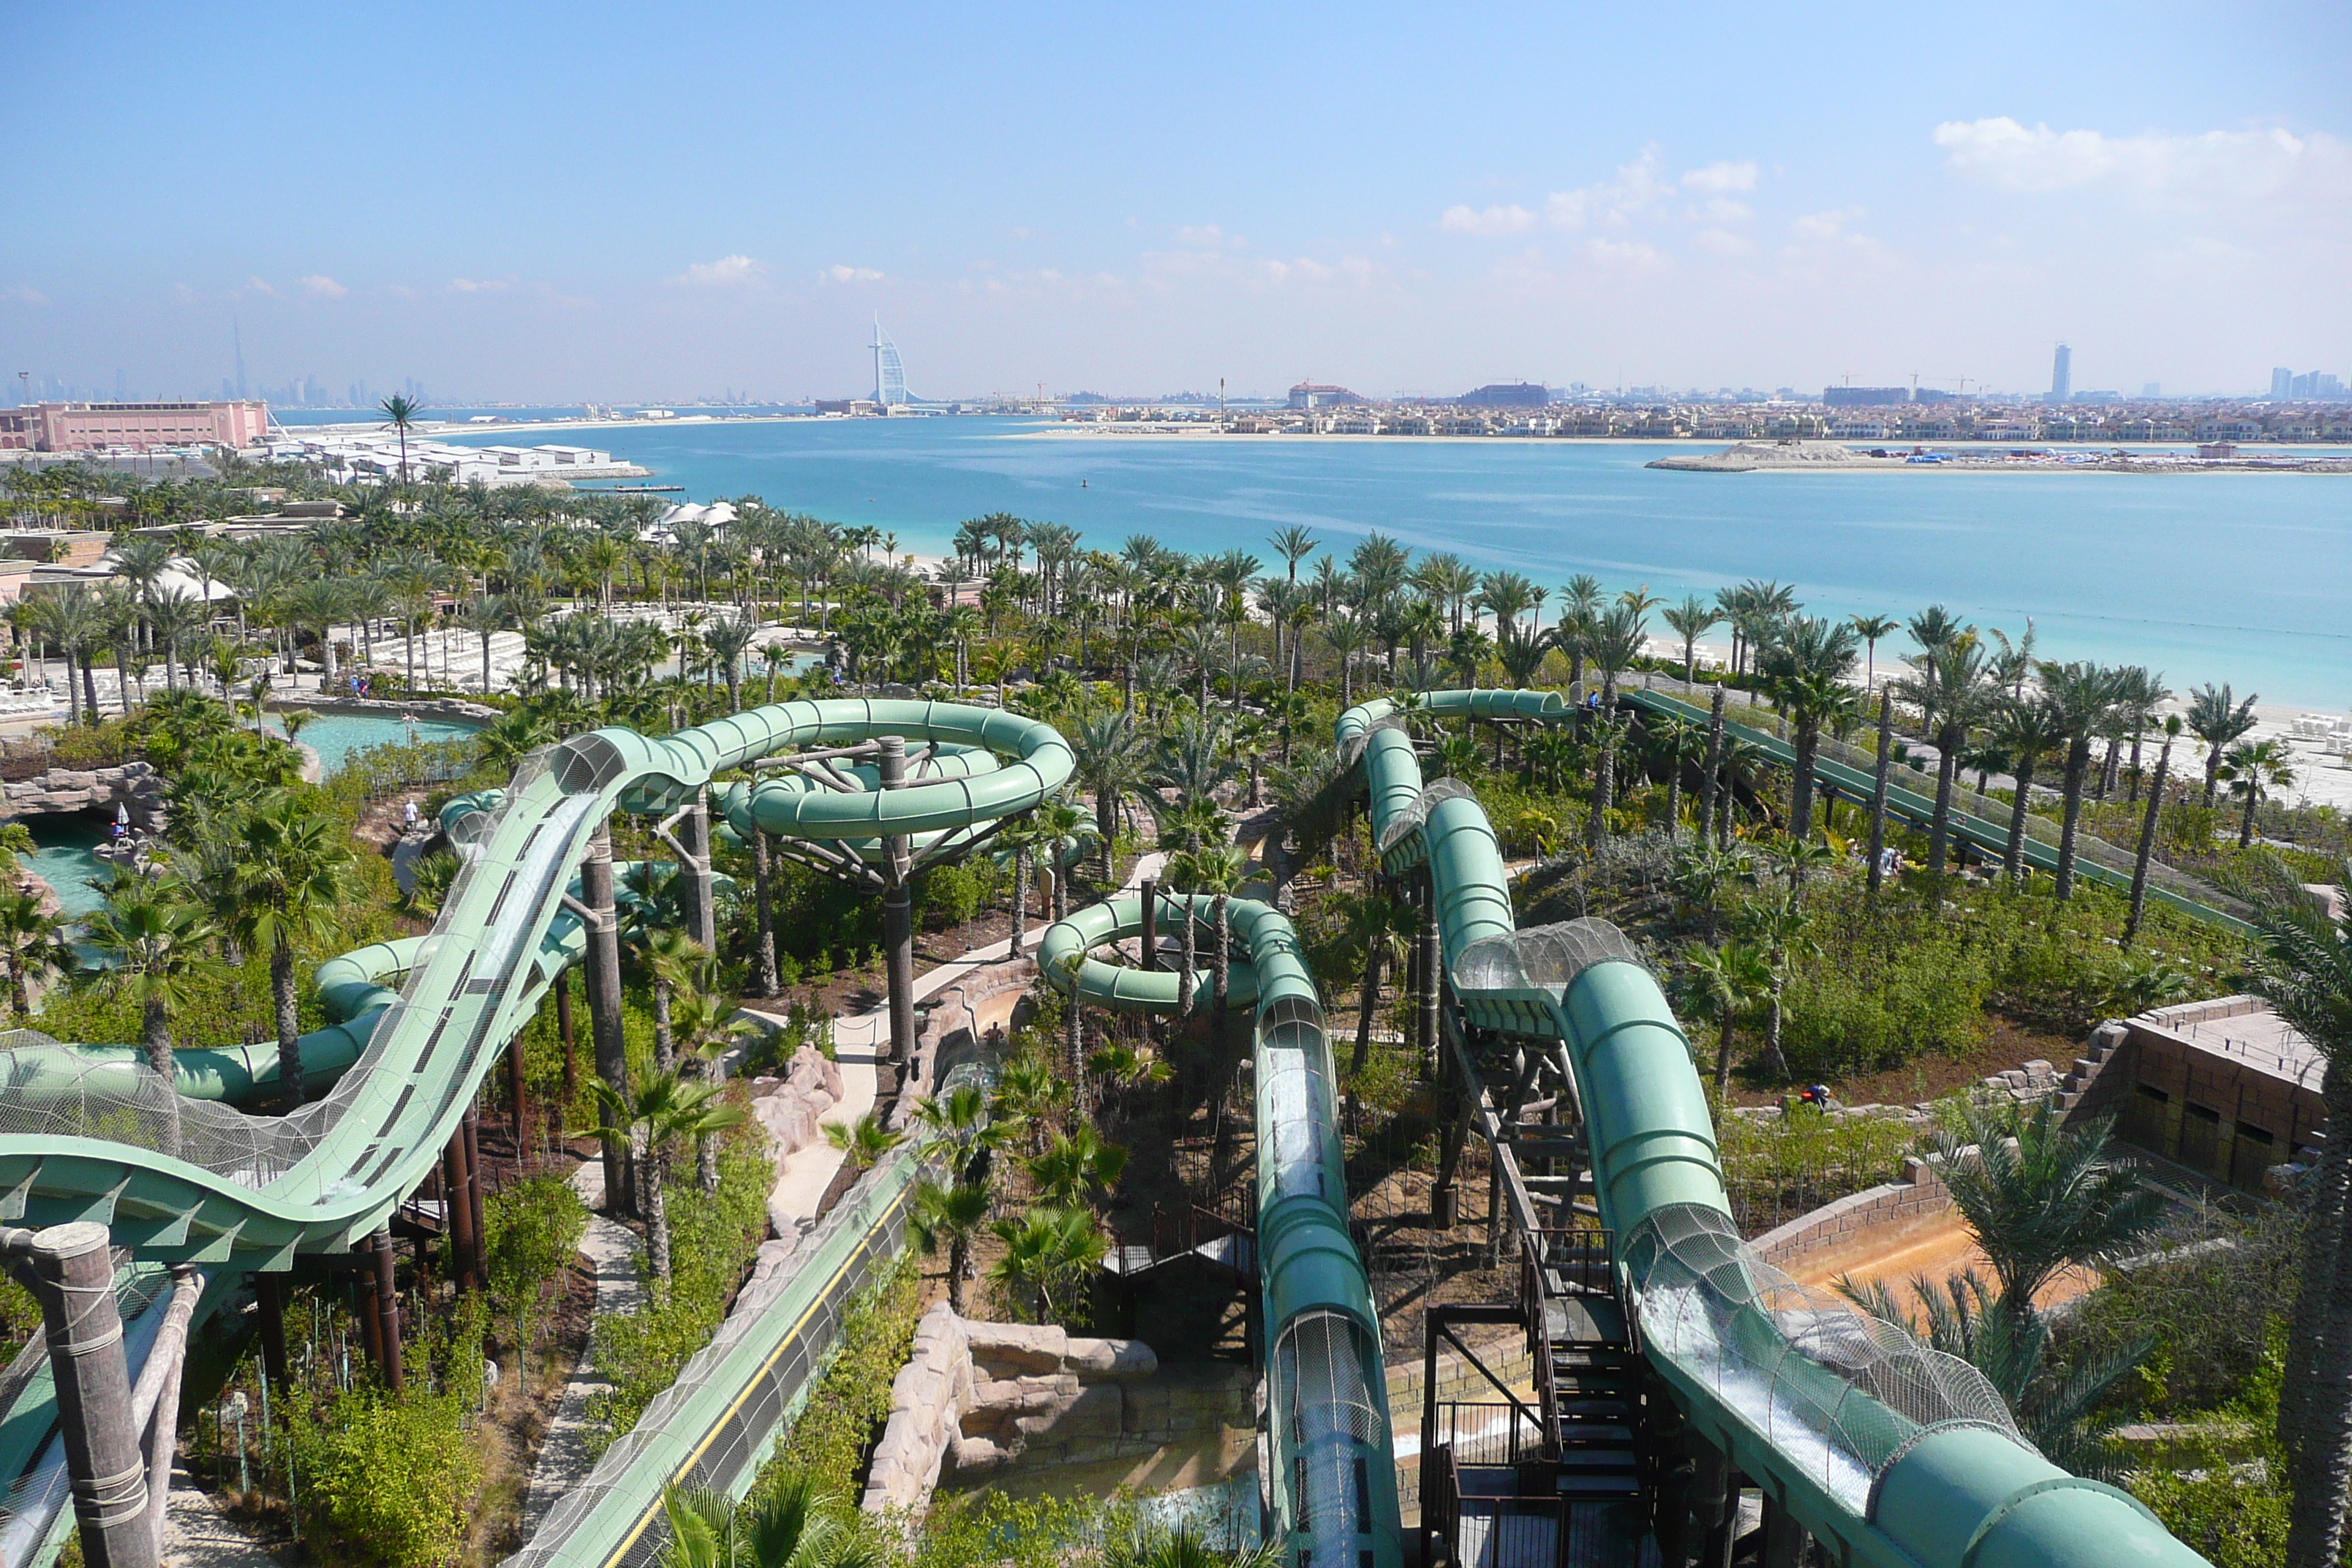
0;752;576;1198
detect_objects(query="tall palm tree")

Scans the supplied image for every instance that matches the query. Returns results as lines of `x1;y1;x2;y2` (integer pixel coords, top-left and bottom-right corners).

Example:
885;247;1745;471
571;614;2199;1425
1757;615;1860;838
1661;595;1721;686
0;889;72;1021
2122;716;2182;947
1897;637;1991;876
83;876;218;1156
584;1068;745;1281
1583;603;1648;848
1848;613;1900;690
227;793;358;1104
2245;867;2352;1567
1031;796;1099;921
1267;525;1318;584
379;393;423;483
2185;681;2260;808
2036;660;2124;900
2220;737;2296;848
1734;889;1815;1082
1681;941;1771;1098
1024;1124;1128;1209
1982;696;2065;889
657;1474;851;1568
910;1178;992;1315
670;984;757;1190
1065;709;1151;883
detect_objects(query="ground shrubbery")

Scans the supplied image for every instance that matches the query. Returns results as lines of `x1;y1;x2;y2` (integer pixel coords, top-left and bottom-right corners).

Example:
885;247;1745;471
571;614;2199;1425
765;1259;922;1495
587;1130;772;1441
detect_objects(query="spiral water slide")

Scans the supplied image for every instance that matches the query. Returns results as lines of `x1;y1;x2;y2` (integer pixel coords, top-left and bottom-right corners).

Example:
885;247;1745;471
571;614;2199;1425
1039;893;1406;1568
1342;690;2210;1568
0;698;1071;1568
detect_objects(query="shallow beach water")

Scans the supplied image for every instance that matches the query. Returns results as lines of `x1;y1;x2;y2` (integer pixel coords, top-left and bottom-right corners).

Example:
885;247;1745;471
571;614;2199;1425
445;418;2351;707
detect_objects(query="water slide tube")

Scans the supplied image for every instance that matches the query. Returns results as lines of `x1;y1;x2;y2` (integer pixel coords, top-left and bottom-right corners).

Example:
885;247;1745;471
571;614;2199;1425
1341;690;2212;1568
1039;892;1403;1568
0;698;1070;1563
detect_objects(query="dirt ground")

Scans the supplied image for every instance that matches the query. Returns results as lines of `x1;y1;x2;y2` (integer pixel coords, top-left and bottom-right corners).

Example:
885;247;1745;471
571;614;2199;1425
1725;1014;2090;1109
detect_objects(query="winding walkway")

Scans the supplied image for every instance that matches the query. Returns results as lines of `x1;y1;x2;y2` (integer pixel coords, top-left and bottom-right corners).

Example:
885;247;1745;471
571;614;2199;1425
517;1161;647;1542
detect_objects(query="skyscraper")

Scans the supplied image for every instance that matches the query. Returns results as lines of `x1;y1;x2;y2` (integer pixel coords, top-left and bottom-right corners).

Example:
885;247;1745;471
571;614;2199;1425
870;317;908;407
2272;367;2294;399
2048;343;2070;404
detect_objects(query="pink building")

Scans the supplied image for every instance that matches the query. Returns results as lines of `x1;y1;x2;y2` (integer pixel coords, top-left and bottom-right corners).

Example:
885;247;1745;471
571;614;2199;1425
0;400;271;452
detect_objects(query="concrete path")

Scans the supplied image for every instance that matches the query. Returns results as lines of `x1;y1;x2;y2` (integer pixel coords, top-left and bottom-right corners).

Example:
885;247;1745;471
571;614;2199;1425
517;1159;647;1541
738;851;1169;1238
159;1460;285;1567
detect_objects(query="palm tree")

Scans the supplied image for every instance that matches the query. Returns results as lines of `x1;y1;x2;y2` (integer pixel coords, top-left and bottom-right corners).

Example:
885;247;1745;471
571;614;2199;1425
2220;738;2296;848
1735;889;1814;1082
1338;887;1409;1074
2244;867;2352;1567
671;984;758;1189
1030;796;1100;921
1681;941;1771;1098
227;793;357;1104
1267;525;1318;584
1981;696;2065;889
2123;716;2182;947
1931;1096;2165;1329
1104;1526;1282;1568
987;1205;1106;1324
910;1178;992;1315
34;586;107;724
1025;1124;1128;1209
823;1110;903;1174
0;889;72;1021
633;927;709;1071
2185;682;2260;808
1584;603;1648;848
83;877;218;1156
379;393;423;483
912;1083;1003;1186
989;811;1044;954
1661;595;1721;685
2036;660;2124;900
655;1472;850;1568
1848;613;1900;690
584;1068;745;1281
1757;615;1859;837
1896;636;1990;876
457;593;513;693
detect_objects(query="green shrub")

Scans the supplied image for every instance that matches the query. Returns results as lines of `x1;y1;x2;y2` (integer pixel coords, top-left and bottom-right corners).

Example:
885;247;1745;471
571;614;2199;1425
587;1132;772;1441
764;1259;921;1495
483;1172;589;1377
285;1382;479;1567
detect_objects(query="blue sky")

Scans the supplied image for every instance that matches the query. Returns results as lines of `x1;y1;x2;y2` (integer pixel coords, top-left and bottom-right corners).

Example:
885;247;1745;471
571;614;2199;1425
4;3;2346;403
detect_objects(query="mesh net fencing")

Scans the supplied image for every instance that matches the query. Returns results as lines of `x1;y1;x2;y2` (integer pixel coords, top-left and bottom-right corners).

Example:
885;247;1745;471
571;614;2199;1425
1374;779;1477;857
1269;1308;1388;1568
0;750;570;1202
1450;919;1643;999
1621;1202;2028;1518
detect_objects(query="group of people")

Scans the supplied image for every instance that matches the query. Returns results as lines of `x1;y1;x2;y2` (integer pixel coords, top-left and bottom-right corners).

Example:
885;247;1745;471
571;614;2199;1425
344;672;377;698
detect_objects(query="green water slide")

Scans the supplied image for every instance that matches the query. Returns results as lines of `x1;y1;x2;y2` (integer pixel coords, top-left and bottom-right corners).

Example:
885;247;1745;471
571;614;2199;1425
1341;689;2212;1568
1615;684;2251;935
1039;891;1404;1568
0;698;1071;1567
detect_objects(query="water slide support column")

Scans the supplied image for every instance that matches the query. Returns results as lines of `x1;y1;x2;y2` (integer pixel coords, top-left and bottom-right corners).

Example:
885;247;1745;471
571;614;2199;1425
1416;869;1440;1074
1139;875;1158;1060
655;787;717;952
555;976;578;1104
878;737;916;1080
370;1228;404;1392
5;1222;155;1568
1700;685;1725;850
582;819;629;1207
751;826;780;997
443;1130;478;1293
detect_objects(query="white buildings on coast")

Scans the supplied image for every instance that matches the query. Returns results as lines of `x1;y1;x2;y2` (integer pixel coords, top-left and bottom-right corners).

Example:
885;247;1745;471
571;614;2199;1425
260;431;649;486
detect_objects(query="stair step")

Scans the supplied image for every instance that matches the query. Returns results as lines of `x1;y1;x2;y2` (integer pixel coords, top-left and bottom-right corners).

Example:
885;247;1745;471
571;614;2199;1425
1556;1473;1645;1498
1555;1425;1635;1447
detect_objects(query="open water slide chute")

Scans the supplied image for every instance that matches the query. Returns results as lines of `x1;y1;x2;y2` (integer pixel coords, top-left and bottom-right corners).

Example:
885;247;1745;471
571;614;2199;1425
0;699;1071;1565
1041;891;1404;1568
1343;690;2211;1568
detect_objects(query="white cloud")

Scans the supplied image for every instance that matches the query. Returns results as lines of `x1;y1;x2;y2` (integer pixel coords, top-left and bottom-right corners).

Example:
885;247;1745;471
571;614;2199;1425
1933;117;2351;203
674;255;768;286
298;274;347;298
449;276;510;293
1682;160;1758;194
246;276;277;296
1177;223;1246;248
820;264;884;284
1787;208;1861;244
1;285;48;306
1693;227;1755;257
1585;238;1665;268
1439;203;1536;236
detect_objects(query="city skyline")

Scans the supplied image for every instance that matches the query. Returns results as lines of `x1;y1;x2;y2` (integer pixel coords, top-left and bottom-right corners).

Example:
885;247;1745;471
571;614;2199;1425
3;4;2347;404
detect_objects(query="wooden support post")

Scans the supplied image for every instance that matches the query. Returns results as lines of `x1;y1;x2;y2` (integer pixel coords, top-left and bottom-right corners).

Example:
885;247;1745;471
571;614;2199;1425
582;820;628;1207
370;1229;403;1393
8;1224;155;1568
443;1131;478;1293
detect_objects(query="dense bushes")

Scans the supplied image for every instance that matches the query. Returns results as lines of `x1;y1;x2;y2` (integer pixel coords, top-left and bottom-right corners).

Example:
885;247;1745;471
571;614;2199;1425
764;1259;922;1494
587;1131;772;1441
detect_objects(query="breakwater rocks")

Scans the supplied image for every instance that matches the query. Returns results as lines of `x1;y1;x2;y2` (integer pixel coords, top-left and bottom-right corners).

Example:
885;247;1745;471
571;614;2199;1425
1649;440;1904;472
271;694;501;723
0;761;164;829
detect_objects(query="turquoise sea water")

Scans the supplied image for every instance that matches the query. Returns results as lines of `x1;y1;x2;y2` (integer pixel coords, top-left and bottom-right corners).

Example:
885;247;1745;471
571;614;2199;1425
446;418;2351;708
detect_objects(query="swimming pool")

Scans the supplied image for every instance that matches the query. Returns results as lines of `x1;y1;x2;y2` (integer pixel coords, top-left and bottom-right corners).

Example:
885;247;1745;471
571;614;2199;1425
269;712;482;773
20;813;113;921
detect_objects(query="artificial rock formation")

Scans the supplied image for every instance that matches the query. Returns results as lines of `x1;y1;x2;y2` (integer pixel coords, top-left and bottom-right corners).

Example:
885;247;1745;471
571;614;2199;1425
0;761;164;830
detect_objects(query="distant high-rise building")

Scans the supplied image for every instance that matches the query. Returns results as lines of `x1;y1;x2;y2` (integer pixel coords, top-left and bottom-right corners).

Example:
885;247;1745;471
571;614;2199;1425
1824;386;1911;408
2048;343;2071;404
870;317;909;406
2272;367;2294;399
1455;381;1550;409
1289;382;1367;409
2142;382;2163;398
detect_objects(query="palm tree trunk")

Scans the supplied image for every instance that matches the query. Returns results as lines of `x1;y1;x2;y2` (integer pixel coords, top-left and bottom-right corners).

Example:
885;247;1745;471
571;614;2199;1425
948;1237;970;1315
1009;848;1027;954
642;1147;672;1281
753;829;779;997
142;994;181;1152
1352;938;1382;1074
2002;755;2037;889
1790;724;1819;840
80;650;99;723
2055;740;2092;900
652;981;674;1071
2242;783;2261;849
1762;979;1789;1081
272;938;304;1105
1212;894;1230;1029
1929;728;1959;875
2122;741;2169;945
